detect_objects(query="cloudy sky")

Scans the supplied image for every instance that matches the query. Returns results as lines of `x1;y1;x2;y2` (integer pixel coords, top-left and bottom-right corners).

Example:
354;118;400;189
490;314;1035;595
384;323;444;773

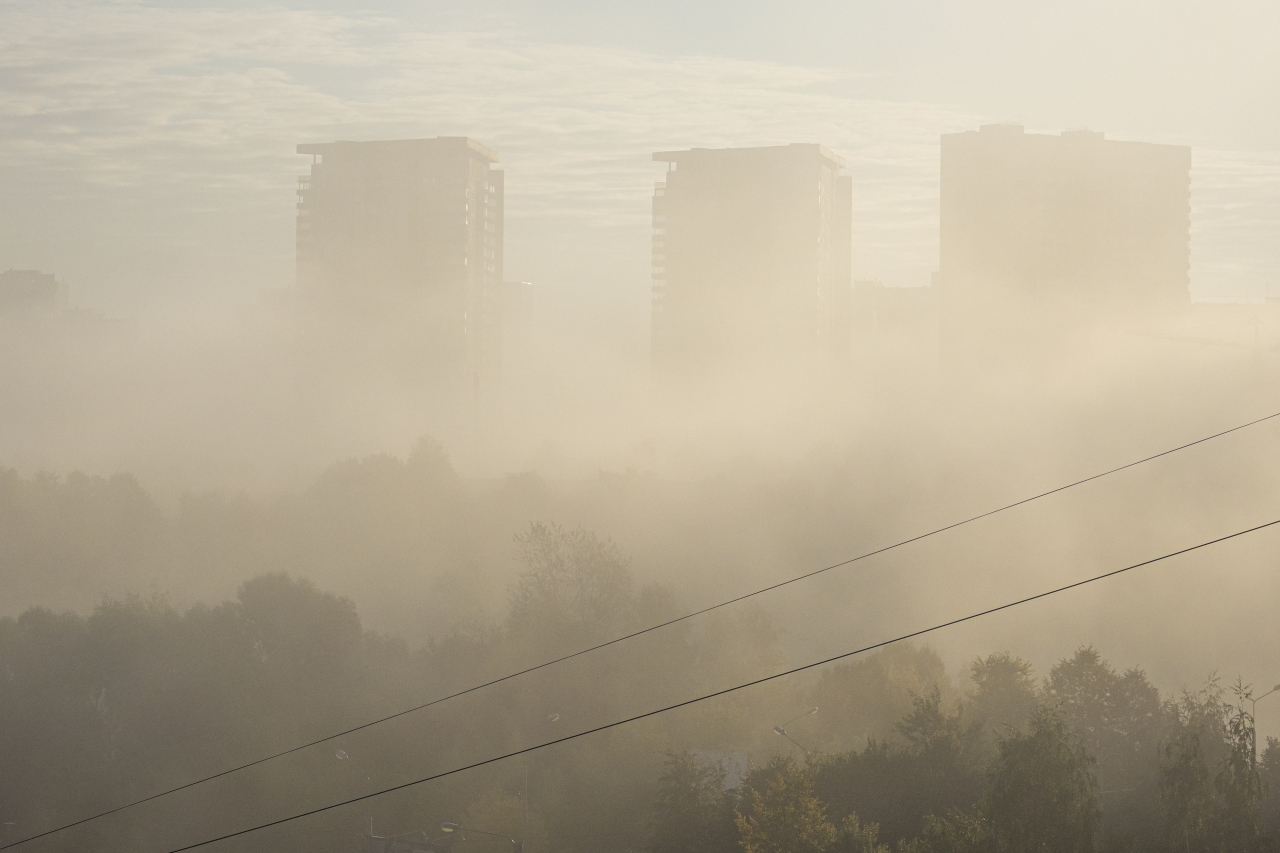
1;0;1277;318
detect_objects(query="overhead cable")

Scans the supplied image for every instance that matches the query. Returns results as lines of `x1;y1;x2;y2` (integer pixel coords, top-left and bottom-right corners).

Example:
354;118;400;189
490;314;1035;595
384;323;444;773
155;515;1280;853
4;408;1278;851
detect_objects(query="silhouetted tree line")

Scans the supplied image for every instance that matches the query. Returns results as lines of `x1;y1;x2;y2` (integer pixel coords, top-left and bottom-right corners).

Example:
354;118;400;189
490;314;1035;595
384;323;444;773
0;437;924;642
2;515;1278;853
653;655;1280;853
0;519;790;853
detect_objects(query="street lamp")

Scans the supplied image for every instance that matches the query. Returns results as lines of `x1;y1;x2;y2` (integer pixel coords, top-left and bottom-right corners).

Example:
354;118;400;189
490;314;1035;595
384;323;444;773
772;725;816;756
1250;683;1280;768
771;708;819;757
523;713;560;843
780;707;819;728
441;822;522;853
336;748;373;834
335;748;370;780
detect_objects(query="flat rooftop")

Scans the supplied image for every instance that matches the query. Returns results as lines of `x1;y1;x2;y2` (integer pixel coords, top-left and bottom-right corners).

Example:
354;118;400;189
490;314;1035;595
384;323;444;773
653;142;846;169
297;137;499;163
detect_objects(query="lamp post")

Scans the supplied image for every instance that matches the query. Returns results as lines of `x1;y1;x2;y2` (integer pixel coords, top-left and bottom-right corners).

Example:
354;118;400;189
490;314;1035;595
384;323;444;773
523;713;559;843
772;707;819;757
441;822;522;853
1249;683;1280;769
780;707;819;728
334;748;371;781
336;748;373;835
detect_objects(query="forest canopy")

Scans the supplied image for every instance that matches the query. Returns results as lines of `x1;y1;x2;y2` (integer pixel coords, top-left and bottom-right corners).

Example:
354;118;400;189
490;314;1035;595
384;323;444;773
2;520;1277;853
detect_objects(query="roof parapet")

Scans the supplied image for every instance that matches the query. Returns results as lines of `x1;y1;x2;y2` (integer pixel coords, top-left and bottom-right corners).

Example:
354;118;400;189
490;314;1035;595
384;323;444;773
297;137;499;163
653;142;846;169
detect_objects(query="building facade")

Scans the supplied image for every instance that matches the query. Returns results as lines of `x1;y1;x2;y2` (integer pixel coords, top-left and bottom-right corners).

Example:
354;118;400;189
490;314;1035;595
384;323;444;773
939;124;1191;363
650;144;853;389
0;269;67;315
296;137;505;393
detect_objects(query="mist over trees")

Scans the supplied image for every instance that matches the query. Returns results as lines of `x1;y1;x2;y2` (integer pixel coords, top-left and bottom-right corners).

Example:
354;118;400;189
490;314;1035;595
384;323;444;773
2;3;1276;853
2;515;1277;853
0;339;1275;853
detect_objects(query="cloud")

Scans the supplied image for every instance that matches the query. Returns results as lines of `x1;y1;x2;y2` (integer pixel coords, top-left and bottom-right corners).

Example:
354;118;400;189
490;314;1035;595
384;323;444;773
0;0;1274;301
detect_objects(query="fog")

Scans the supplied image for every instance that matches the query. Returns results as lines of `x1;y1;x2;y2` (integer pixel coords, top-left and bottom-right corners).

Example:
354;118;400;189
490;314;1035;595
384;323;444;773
2;3;1280;853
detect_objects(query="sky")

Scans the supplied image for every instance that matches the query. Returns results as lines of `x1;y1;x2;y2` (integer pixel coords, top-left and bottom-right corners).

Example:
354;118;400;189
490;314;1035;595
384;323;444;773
0;0;1277;319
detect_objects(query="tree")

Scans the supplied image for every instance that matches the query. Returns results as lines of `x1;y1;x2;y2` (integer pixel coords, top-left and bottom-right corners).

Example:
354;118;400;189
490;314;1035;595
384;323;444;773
737;756;837;853
1044;647;1164;848
898;685;981;763
1043;647;1163;793
985;706;1099;853
1259;736;1280;837
902;810;988;853
808;643;956;751
967;653;1037;742
1160;695;1216;853
1157;677;1261;853
812;689;983;846
649;751;738;853
1214;681;1260;853
508;522;634;641
831;812;889;853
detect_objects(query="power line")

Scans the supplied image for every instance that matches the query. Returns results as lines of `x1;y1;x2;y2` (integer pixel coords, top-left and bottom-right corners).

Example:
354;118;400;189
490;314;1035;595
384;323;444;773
3;407;1276;852
157;515;1280;853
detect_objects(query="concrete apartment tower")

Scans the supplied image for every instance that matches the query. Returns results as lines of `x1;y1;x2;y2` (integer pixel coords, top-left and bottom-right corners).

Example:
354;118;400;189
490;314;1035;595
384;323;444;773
938;124;1190;364
296;137;505;405
650;144;853;391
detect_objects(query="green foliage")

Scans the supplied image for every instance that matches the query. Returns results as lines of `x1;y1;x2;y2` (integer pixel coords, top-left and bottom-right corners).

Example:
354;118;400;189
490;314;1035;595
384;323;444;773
1216;682;1262;852
985;705;1100;853
1159;678;1262;853
649;751;739;853
812;689;982;845
967;653;1037;742
1044;647;1164;789
1162;676;1269;850
0;484;1269;853
0;576;413;853
737;756;838;853
808;643;957;751
508;522;634;642
1160;699;1216;851
0;468;165;614
903;810;988;853
0;519;794;853
1261;736;1280;836
832;812;889;853
898;686;982;763
1044;647;1165;848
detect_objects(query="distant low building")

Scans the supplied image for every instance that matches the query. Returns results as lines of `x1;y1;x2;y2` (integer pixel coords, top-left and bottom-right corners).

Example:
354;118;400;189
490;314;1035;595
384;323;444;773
0;269;131;340
938;124;1191;364
0;269;135;447
0;269;68;315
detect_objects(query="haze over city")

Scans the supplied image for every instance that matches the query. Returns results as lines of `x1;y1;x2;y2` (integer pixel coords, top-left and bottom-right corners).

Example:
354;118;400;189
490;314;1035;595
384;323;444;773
1;4;1279;853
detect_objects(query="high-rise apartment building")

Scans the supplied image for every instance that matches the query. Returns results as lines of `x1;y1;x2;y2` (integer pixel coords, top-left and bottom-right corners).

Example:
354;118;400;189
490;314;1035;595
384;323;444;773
296;137;504;389
650;144;852;387
938;124;1190;362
